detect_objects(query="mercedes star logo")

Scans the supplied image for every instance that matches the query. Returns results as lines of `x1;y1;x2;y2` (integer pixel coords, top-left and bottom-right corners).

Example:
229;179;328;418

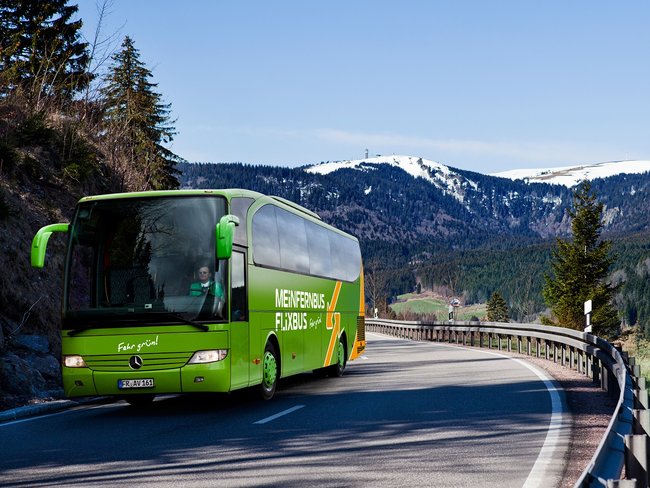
129;355;143;370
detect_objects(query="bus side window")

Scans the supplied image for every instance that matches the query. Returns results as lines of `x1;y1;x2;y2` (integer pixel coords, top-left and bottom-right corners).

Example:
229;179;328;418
231;251;247;321
231;197;253;246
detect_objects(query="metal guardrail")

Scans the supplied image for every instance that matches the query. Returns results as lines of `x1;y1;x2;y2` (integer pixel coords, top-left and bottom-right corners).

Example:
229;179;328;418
366;318;648;487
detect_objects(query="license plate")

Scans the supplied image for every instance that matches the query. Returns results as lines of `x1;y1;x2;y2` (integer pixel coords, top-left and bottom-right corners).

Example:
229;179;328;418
118;378;154;389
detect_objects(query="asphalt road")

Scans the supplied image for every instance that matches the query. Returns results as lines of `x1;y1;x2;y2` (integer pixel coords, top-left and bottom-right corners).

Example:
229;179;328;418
0;332;570;487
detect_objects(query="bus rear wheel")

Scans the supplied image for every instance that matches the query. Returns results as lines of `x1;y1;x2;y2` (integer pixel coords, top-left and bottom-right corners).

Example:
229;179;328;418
259;342;279;400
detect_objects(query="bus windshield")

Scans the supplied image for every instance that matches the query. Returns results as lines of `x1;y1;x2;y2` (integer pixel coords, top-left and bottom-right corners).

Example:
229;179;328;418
64;196;228;329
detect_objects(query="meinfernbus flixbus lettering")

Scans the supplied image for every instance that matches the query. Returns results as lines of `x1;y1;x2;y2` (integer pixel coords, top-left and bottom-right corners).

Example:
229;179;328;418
31;189;365;405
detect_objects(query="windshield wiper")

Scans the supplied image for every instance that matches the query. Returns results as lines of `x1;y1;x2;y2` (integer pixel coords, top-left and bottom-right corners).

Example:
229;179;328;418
65;311;209;334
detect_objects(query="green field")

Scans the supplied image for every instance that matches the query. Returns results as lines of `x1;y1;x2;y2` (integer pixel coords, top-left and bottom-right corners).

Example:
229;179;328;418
390;293;486;321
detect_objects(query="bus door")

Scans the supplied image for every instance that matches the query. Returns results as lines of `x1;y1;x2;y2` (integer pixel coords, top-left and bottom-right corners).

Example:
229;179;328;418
229;249;250;389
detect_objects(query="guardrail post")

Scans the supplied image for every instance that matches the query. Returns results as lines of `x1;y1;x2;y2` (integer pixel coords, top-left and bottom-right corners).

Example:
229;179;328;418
606;480;638;487
634;389;649;410
632;366;643;384
527;337;532;356
517;336;522;354
601;366;609;393
633;409;650;436
625;434;648;487
579;350;585;374
607;367;618;398
593;357;601;384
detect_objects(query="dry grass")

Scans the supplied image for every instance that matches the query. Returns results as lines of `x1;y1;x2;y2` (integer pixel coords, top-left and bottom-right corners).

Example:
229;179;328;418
618;326;650;382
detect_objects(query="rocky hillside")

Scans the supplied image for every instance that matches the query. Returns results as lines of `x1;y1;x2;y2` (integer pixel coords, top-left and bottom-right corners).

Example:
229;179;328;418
0;98;105;411
0;155;80;410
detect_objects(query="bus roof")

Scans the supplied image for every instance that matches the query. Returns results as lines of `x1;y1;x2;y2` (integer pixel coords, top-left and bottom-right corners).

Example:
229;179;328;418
77;189;265;203
77;189;323;221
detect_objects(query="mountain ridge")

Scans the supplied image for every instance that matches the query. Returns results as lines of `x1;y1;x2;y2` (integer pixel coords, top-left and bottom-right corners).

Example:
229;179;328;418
305;154;650;189
180;156;650;246
492;160;650;187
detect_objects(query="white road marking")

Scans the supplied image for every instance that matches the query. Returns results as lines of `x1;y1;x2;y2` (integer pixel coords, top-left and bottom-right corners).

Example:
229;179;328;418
515;358;566;488
0;410;71;427
432;343;568;488
254;404;305;425
0;402;119;427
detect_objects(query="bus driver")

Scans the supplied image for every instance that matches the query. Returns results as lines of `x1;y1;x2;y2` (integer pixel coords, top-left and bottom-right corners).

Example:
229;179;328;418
189;265;224;299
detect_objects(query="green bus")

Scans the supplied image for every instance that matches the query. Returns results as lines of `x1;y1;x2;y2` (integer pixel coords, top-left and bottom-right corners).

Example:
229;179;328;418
31;189;366;404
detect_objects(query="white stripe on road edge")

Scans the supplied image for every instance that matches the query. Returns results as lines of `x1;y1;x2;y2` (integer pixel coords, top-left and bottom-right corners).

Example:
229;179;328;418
514;358;566;488
0;409;73;427
0;402;119;427
254;405;305;425
431;343;568;488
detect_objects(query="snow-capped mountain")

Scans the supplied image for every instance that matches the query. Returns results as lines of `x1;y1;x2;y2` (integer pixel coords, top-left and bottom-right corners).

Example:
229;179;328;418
492;160;650;187
180;154;650;246
306;155;451;180
305;155;477;203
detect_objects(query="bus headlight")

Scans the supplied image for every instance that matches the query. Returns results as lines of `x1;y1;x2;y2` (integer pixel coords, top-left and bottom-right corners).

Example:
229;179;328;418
188;350;228;364
63;355;87;368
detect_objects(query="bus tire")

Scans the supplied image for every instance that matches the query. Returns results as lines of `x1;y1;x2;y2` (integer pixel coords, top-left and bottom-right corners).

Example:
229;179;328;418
259;342;279;400
328;336;346;377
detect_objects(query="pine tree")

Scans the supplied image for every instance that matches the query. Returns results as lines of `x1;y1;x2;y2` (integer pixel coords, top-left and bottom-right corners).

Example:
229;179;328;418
101;36;181;191
0;0;91;104
542;181;619;337
486;291;510;322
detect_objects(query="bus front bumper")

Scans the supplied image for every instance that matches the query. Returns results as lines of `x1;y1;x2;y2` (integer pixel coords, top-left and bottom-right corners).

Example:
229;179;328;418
62;361;231;398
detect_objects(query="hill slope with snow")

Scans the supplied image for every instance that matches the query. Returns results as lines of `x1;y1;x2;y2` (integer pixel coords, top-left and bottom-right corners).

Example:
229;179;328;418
182;154;650;243
492;160;650;187
305;155;477;203
307;156;650;189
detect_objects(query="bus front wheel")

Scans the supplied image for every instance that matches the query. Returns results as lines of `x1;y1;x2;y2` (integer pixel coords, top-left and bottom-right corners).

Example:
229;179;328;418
259;342;279;400
328;337;346;377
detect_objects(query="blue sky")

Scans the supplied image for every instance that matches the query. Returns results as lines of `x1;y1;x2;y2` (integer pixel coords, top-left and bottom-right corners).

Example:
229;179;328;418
76;1;650;172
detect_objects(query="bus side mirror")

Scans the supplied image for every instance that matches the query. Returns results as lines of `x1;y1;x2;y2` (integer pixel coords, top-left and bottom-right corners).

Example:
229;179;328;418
31;223;69;268
216;215;239;259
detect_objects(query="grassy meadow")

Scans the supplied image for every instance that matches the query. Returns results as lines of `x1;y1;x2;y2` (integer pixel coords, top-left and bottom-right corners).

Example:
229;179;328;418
389;292;487;321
